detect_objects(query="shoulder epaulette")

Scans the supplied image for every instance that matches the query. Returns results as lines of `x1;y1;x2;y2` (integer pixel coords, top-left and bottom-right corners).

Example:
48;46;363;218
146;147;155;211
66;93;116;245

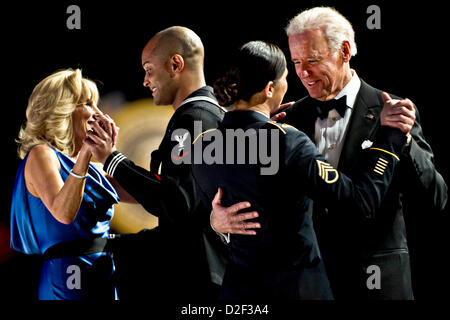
266;121;287;134
281;123;299;131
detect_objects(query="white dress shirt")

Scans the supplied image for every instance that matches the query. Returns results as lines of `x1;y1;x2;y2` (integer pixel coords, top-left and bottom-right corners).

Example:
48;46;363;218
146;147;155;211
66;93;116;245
314;70;361;168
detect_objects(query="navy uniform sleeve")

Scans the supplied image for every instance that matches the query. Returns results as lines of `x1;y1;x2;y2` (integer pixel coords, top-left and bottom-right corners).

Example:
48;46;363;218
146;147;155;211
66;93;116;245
102;104;221;222
103;151;191;221
284;125;407;219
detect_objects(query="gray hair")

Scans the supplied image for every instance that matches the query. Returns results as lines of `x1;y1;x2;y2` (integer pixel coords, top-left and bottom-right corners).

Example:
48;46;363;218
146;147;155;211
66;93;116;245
285;7;357;56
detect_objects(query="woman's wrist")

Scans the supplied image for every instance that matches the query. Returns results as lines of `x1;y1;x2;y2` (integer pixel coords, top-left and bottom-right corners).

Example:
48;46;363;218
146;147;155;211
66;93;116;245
72;145;92;176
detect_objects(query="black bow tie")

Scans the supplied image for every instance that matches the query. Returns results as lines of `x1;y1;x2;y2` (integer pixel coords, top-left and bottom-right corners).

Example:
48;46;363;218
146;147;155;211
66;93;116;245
315;96;348;120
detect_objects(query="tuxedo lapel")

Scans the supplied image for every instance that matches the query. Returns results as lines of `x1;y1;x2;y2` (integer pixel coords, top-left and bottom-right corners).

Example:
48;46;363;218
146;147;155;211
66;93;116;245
338;80;382;174
284;81;384;174
283;96;319;141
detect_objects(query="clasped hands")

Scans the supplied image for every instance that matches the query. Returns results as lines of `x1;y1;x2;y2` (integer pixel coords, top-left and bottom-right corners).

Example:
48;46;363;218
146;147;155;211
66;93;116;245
85;113;119;164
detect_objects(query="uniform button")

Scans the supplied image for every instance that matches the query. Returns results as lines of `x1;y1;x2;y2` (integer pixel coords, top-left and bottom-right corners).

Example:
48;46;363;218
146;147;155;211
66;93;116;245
329;145;335;150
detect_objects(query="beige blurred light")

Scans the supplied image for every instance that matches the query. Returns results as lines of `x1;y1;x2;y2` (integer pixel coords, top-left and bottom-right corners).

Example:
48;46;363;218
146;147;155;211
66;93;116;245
107;98;173;234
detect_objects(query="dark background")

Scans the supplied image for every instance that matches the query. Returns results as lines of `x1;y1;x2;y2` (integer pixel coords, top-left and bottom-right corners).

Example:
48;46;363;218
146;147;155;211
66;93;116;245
0;0;448;302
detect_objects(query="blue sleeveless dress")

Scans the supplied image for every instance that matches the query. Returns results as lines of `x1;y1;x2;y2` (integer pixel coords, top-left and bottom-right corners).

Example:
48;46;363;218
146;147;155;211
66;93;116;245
10;147;120;300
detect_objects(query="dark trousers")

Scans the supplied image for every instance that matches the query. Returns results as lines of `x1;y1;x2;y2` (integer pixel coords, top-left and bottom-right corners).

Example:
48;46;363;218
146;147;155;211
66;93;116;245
219;261;333;301
111;227;218;301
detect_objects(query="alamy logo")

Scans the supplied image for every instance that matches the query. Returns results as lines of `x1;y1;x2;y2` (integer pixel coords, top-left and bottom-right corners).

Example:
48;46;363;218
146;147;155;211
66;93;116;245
366;5;381;30
66;5;81;30
366;265;381;290
66;265;81;290
171;121;280;175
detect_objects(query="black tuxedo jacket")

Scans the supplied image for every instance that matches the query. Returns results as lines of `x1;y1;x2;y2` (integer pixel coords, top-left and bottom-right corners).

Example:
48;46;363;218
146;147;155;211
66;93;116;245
283;79;448;299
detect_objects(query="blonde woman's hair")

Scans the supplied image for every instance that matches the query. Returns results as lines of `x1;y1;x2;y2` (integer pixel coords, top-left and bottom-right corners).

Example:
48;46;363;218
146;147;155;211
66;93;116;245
16;68;99;159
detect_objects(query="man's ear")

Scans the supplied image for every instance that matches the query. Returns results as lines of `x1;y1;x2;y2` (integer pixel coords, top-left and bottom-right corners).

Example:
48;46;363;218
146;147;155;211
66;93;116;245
341;40;351;62
168;54;184;76
263;81;275;99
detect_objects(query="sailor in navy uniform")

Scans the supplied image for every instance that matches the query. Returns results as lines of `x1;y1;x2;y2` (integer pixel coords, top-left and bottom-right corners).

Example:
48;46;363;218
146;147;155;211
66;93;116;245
87;27;227;301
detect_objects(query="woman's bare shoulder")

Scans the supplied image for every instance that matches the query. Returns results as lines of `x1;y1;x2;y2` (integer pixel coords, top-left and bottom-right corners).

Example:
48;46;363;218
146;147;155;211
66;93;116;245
26;144;60;172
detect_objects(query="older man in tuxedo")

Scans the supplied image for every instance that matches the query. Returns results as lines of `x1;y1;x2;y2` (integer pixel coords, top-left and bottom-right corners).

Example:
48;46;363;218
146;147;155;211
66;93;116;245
211;7;447;300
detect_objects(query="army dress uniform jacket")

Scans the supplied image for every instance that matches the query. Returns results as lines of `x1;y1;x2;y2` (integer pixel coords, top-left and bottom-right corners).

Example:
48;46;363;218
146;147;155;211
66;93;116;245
283;79;448;300
102;86;227;300
190;110;406;300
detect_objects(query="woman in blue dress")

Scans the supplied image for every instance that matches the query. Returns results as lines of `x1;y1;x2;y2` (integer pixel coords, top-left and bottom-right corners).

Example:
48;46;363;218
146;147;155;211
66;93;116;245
10;68;133;300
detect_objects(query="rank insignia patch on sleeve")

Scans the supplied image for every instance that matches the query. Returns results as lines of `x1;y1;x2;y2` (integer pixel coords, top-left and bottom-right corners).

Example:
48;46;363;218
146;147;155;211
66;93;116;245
373;157;388;175
316;160;339;184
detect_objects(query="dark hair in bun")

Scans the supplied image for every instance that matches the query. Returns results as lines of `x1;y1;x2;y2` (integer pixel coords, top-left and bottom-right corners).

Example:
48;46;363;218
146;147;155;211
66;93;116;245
214;41;286;106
